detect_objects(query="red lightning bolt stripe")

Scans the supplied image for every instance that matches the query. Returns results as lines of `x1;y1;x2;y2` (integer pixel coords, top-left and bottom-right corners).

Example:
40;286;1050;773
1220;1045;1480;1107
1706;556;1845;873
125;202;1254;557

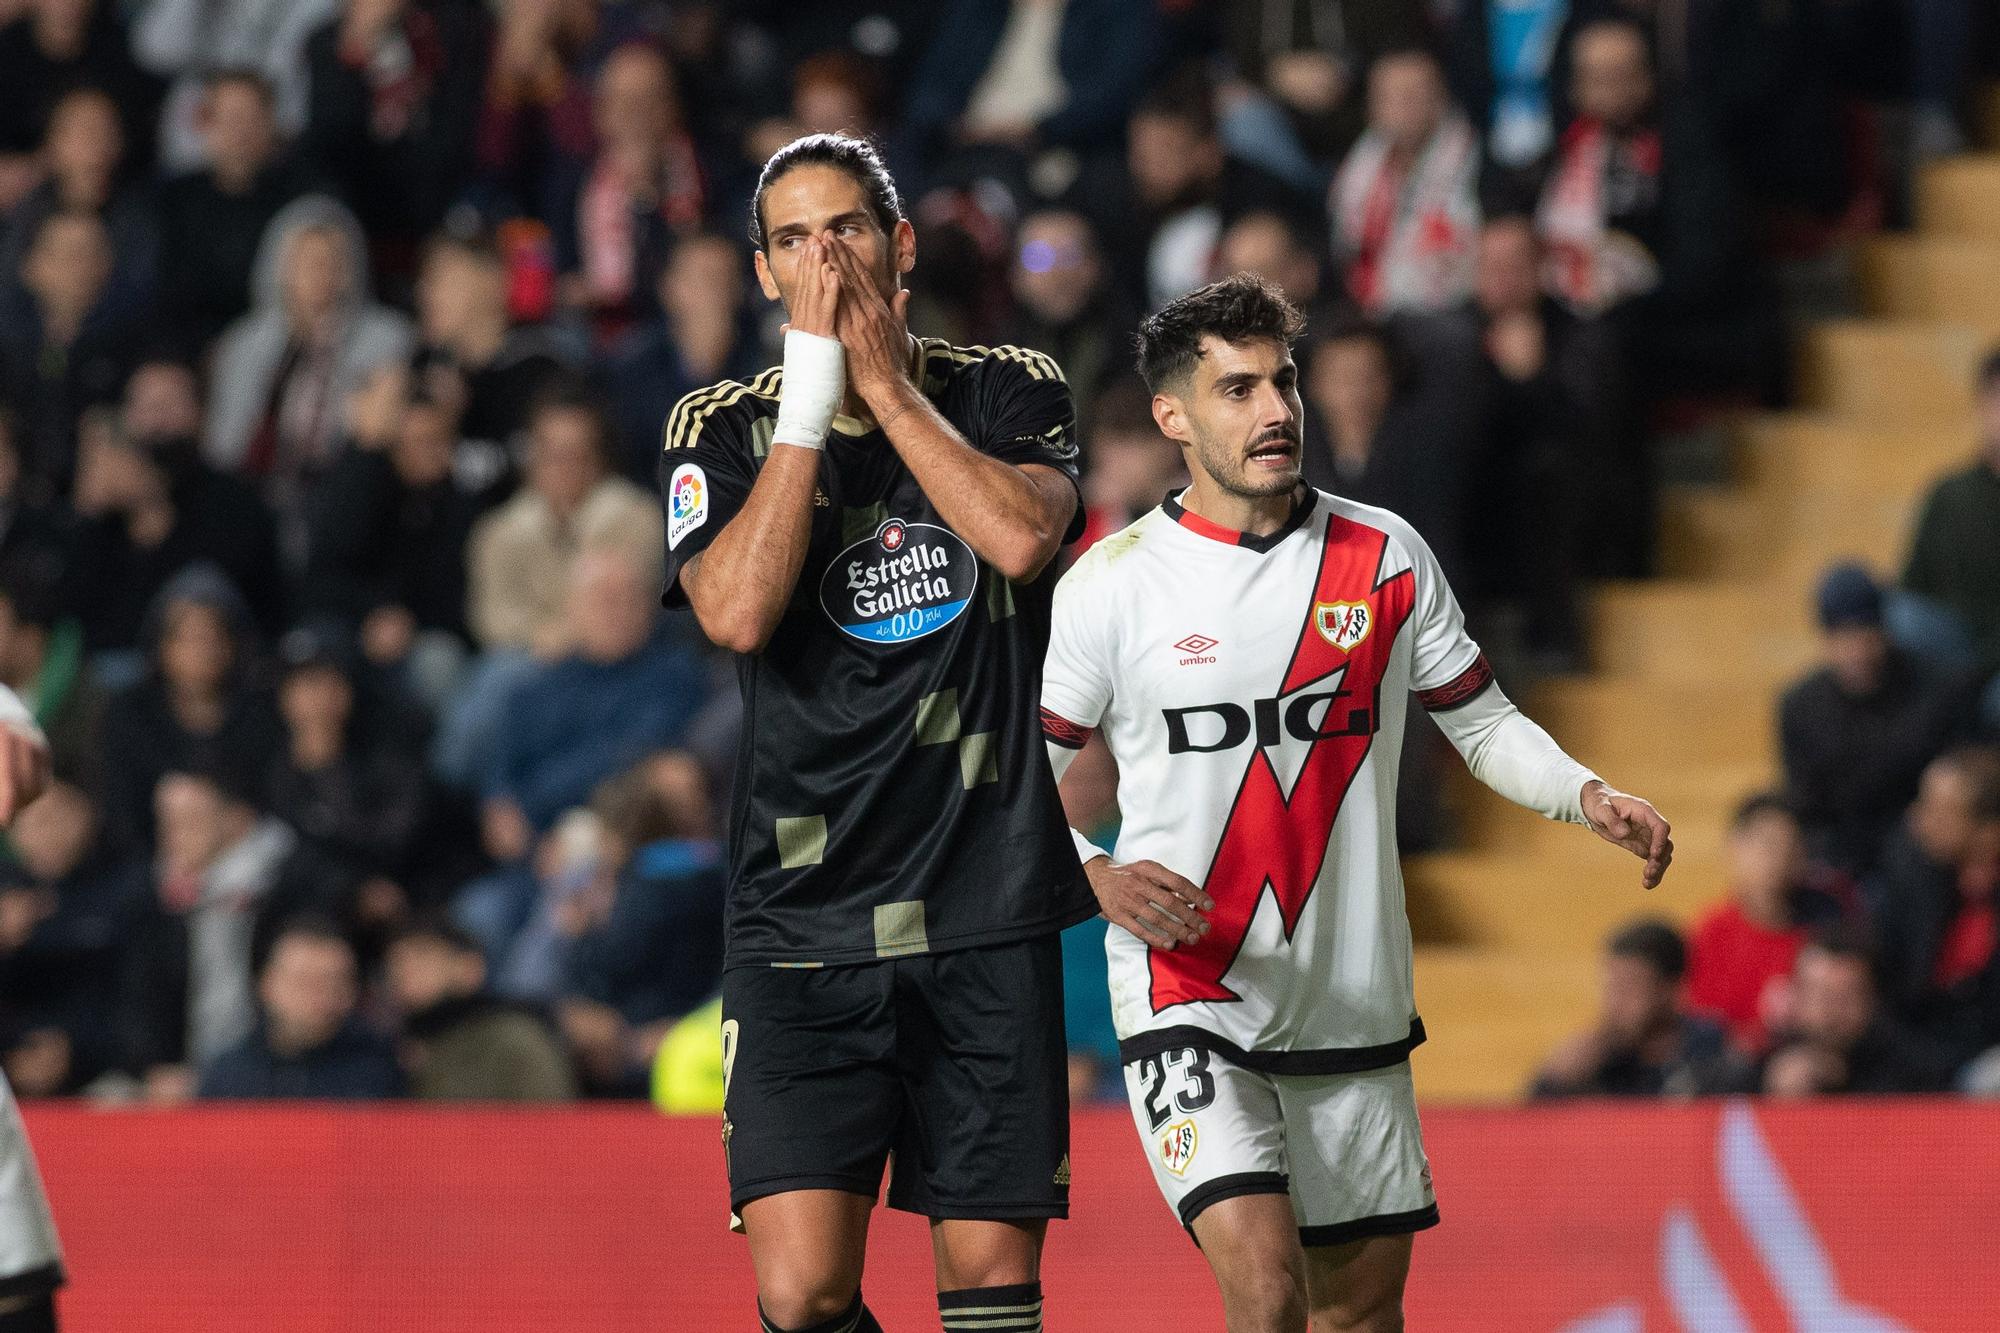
1148;513;1416;1012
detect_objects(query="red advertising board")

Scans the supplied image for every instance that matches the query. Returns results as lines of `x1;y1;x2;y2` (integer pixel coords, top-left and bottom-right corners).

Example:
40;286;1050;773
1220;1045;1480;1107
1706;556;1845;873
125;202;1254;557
22;1099;1999;1330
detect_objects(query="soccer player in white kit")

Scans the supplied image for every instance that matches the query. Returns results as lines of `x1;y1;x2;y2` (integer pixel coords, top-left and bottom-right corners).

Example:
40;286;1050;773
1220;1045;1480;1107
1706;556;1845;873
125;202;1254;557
0;686;64;1332
1040;276;1672;1332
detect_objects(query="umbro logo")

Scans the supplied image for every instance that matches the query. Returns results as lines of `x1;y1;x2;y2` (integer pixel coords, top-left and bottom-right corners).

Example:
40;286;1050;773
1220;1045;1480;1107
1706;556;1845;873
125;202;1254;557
1174;635;1218;665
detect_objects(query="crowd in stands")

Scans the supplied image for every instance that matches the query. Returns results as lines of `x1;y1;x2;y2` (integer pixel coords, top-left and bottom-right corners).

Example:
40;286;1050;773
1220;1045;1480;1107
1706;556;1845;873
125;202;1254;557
1537;353;2000;1097
0;0;1989;1106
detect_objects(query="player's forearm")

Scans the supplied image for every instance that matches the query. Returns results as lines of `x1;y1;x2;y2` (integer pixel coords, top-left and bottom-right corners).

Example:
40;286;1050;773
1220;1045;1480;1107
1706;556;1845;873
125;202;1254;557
1046;739;1111;866
681;446;820;653
872;383;1070;580
1430;683;1598;825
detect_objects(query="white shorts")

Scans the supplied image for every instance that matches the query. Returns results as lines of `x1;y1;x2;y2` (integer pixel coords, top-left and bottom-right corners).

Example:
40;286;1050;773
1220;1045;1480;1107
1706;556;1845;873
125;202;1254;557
1121;1045;1439;1247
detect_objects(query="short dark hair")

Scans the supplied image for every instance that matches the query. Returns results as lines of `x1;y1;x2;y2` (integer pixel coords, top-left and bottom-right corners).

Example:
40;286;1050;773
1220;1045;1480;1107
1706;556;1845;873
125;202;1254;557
528;376;614;464
1134;273;1306;392
749;133;903;251
1607;917;1687;982
258;914;354;979
1802;922;1876;975
1730;790;1798;833
204;66;275;103
389;918;483;959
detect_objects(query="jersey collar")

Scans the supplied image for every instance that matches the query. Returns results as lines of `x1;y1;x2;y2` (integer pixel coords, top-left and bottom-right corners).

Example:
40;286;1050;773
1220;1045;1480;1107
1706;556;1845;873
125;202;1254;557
1160;486;1315;553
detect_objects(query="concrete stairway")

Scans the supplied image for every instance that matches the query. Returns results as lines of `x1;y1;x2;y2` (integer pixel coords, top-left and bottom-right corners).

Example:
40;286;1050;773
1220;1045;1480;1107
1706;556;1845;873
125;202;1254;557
1408;155;1990;1102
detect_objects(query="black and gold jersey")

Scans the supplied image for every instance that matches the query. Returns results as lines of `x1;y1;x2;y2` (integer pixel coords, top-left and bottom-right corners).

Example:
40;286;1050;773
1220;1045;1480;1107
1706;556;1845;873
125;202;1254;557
659;339;1095;968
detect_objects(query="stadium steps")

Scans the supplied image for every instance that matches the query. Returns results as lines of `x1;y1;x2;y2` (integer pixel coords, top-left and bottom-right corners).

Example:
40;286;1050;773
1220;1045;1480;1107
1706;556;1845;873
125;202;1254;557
1408;149;2000;1102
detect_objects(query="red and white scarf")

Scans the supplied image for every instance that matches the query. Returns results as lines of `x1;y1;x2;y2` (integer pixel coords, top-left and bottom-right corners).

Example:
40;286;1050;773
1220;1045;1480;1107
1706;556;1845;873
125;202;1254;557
1331;114;1481;315
1538;118;1663;316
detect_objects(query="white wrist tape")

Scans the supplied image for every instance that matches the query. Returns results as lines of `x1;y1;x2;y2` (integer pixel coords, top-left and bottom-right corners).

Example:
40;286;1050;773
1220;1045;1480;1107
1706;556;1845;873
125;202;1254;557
772;329;845;450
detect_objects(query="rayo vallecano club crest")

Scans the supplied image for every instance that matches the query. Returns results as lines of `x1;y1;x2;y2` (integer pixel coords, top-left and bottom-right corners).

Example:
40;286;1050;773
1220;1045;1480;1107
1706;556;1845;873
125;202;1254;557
1315;601;1371;652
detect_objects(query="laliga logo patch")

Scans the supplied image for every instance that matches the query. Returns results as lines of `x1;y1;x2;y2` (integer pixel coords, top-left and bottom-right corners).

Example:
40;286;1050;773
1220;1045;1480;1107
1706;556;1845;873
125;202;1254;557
820;517;977;645
1159;1118;1198;1177
1315;600;1371;652
666;464;708;550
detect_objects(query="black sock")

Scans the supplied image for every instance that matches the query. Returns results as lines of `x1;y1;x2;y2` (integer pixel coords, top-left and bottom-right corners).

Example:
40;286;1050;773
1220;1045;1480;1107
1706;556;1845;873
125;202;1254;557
938;1282;1042;1332
759;1290;882;1333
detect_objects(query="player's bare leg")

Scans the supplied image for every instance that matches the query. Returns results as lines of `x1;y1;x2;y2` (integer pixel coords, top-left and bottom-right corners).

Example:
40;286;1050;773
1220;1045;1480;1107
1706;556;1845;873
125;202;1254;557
930;1217;1044;1289
1302;1233;1413;1333
1189;1194;1308;1332
741;1190;873;1328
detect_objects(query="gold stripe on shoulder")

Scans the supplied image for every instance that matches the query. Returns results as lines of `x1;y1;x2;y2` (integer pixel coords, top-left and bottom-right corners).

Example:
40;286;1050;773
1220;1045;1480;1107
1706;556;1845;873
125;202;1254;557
663;367;783;453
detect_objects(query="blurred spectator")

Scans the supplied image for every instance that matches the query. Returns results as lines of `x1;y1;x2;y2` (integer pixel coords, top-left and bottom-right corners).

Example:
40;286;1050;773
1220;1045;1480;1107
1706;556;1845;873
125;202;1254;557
1871;748;2000;1067
264;625;426;922
132;0;336;174
157;70;316;352
116;768;298;1101
0;210;135;503
69;408;284;656
552;42;706;336
557;756;723;1092
605;230;759;483
1683;794;1851;1054
1901;349;2000;723
299;0;492;251
1541;17;1764;402
435;386;660;790
0;780;130;1094
0;85;161;323
197;916;401;1098
483;546;702;846
1458;216;1605;663
0;0;160;179
0;561;98;785
96;565;283;852
410;232;569;461
742;49;886;173
1113;74;1300;312
203;195;416;500
1299;316;1473;582
1757;930;1952;1097
304;374;479;703
384;919;574;1100
1002;209;1134;436
1214;209;1328;318
1074;378;1184;552
475;0;649;221
1782;563;1972;878
1330;48;1480;317
1219;0;1429;172
1530;918;1727;1098
904;0;1162;172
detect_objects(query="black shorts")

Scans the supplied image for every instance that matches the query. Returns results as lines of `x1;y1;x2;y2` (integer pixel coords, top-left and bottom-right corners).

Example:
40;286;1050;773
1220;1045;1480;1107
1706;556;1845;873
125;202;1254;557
721;934;1070;1223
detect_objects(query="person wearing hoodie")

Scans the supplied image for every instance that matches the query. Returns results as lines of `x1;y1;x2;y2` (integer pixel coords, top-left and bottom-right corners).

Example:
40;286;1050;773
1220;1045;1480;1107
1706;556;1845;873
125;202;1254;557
114;767;302;1103
201;194;415;504
95;565;283;854
198;915;400;1099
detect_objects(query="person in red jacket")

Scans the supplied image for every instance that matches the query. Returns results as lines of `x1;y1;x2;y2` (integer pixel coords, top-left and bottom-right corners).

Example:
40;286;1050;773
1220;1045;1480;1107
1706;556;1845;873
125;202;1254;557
1685;792;1853;1053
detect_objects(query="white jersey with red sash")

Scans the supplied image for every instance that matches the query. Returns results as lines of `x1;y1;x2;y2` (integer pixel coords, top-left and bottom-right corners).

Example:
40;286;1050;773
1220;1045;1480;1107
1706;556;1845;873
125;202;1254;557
1041;489;1500;1072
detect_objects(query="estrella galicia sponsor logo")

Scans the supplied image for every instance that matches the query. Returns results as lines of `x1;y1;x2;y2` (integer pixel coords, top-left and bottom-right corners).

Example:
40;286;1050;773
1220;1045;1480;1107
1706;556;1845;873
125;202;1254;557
820;518;977;645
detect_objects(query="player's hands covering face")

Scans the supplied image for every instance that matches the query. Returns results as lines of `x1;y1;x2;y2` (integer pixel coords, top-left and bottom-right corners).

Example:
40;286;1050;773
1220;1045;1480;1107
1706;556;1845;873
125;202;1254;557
785;236;842;339
1086;858;1214;951
823;230;913;405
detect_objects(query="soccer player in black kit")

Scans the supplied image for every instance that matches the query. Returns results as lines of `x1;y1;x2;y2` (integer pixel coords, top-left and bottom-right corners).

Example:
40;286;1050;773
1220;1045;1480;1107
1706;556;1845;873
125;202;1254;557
661;136;1158;1333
